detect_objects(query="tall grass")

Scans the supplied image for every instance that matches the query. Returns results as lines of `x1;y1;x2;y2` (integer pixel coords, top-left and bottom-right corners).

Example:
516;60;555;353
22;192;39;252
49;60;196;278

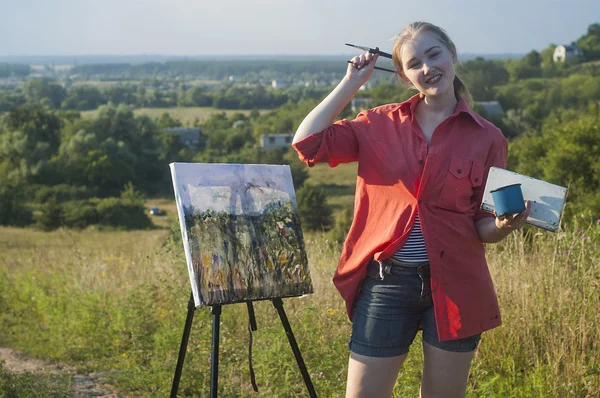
0;222;598;397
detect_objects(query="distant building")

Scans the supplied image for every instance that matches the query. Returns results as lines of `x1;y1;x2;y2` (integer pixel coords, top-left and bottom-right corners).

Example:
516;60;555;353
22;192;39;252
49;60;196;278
553;45;584;62
475;101;505;117
53;65;73;73
351;97;374;112
271;80;288;89
260;134;293;150
164;127;202;148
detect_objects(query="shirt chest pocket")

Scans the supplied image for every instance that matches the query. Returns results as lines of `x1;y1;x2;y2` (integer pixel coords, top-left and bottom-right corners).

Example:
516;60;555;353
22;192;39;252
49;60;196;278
437;156;484;213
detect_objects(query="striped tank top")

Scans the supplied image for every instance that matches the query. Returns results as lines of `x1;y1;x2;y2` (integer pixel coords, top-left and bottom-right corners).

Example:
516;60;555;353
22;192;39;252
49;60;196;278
391;213;429;265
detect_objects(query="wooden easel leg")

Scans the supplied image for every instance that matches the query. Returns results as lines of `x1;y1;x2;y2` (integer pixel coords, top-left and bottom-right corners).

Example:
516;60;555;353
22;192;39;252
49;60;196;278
272;298;317;398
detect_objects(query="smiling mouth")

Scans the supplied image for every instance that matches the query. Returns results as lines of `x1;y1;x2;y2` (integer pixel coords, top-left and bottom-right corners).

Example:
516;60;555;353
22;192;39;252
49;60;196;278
425;74;442;84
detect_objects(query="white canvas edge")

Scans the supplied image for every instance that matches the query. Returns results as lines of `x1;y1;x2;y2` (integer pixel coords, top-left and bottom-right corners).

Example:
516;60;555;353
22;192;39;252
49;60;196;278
170;163;202;307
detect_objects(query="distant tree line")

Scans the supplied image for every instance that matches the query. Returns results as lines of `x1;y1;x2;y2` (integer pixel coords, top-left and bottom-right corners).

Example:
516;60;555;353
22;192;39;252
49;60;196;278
0;63;30;78
0;79;333;112
70;59;349;80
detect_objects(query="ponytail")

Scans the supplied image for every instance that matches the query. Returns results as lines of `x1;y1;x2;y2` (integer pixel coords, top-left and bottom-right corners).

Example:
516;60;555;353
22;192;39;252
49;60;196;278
453;75;473;108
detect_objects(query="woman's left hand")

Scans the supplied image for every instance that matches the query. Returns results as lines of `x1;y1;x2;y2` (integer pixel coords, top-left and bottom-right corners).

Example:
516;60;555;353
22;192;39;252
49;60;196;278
495;200;532;230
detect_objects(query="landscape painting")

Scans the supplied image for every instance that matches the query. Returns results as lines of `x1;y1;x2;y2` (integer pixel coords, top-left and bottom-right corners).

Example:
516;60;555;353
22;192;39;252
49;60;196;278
170;162;313;306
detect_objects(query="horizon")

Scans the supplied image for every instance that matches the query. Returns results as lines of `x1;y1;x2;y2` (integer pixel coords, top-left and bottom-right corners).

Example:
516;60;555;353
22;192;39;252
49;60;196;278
0;51;526;59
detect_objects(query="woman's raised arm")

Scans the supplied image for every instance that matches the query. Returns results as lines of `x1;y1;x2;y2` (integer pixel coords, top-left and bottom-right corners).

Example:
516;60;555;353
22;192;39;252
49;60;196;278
292;53;379;145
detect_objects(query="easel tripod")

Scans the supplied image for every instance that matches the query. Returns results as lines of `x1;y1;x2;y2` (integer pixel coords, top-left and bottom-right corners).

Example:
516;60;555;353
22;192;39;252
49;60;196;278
170;292;317;397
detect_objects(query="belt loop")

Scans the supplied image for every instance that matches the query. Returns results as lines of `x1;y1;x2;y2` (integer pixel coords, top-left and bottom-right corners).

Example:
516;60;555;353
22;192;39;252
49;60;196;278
377;260;385;280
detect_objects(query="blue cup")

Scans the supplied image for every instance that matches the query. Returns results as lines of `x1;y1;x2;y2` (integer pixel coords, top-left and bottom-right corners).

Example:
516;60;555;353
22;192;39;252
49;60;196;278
490;183;526;217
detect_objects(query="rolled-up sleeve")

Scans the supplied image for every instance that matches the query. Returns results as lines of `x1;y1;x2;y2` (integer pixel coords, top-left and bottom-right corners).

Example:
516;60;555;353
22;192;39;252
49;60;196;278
291;113;368;168
473;134;508;222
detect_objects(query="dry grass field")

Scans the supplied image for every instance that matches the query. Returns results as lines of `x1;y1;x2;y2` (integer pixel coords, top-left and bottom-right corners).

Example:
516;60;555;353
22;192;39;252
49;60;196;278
0;217;598;396
80;107;266;125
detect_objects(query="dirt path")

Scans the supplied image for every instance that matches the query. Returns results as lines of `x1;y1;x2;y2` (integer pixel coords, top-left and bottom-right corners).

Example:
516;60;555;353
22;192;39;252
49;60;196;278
0;347;120;397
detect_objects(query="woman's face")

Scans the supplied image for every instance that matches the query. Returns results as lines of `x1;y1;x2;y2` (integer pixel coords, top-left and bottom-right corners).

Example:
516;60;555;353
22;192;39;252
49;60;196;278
400;31;456;99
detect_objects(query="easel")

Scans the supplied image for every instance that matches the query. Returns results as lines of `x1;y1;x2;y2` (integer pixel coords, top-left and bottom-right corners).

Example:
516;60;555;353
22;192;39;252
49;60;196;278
170;292;317;397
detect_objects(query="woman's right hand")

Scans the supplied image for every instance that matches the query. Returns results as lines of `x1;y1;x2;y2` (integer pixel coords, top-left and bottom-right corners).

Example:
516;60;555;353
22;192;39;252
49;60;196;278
345;52;379;85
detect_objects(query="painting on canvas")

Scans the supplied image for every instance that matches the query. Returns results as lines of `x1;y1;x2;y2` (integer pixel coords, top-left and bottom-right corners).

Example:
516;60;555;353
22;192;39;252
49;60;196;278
170;163;313;306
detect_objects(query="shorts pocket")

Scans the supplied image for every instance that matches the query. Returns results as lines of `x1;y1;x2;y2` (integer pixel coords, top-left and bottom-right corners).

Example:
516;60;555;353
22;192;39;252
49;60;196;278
437;155;474;213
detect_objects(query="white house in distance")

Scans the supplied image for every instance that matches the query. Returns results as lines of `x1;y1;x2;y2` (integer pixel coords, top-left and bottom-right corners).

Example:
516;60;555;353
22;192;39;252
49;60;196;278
553;45;584;62
260;134;293;150
271;80;288;89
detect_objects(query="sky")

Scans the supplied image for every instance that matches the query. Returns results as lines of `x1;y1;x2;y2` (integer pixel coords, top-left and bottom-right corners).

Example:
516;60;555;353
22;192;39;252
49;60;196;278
1;0;598;57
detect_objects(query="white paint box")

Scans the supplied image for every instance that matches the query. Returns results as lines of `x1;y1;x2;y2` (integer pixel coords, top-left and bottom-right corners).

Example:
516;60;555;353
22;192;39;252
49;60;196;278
481;167;568;232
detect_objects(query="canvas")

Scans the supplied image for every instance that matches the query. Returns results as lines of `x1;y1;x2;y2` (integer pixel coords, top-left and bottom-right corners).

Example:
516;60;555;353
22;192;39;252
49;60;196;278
481;167;568;232
170;163;313;306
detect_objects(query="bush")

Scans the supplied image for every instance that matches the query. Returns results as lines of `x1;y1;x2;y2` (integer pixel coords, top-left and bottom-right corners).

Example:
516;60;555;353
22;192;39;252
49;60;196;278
330;206;354;245
35;199;64;231
96;198;153;230
34;191;152;230
296;182;333;231
61;200;98;229
0;179;34;227
0;202;33;227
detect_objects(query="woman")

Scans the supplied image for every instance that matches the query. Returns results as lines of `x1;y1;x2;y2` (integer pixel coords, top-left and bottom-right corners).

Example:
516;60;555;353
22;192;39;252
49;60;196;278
292;22;531;398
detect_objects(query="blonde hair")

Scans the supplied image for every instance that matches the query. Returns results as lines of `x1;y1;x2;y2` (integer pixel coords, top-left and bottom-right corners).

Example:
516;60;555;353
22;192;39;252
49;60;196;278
392;21;473;106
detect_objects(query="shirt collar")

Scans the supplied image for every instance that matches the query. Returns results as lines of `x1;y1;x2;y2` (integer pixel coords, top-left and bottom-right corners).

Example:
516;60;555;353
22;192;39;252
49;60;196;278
399;93;484;128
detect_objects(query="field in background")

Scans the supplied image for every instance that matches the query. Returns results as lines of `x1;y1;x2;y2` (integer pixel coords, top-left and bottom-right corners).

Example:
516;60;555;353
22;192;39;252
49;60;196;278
0;220;599;397
81;107;266;124
307;163;358;216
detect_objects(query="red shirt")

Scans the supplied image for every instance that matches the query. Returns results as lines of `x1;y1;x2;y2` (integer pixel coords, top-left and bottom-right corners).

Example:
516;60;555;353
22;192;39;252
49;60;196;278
292;94;508;342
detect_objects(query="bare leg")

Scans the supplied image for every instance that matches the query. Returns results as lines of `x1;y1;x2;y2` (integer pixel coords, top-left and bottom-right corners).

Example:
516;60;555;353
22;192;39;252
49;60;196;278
420;342;475;398
345;352;408;398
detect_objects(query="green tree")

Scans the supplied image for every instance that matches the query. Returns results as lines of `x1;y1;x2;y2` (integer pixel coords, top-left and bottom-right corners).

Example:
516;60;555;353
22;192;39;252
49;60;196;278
36;198;64;231
459;58;509;101
505;58;542;82
55;104;165;196
296;183;333;231
61;86;105;110
576;23;600;61
23;79;66;108
509;113;600;219
522;50;542;67
155;112;182;129
0;164;33;226
0;105;62;182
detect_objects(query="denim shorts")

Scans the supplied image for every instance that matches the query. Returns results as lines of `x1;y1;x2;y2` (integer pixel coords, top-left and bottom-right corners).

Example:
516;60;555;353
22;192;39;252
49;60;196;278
349;259;481;358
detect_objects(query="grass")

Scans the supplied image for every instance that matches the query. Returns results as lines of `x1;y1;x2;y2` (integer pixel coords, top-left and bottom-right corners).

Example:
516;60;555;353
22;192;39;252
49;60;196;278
0;218;599;396
80;107;266;125
0;362;71;398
